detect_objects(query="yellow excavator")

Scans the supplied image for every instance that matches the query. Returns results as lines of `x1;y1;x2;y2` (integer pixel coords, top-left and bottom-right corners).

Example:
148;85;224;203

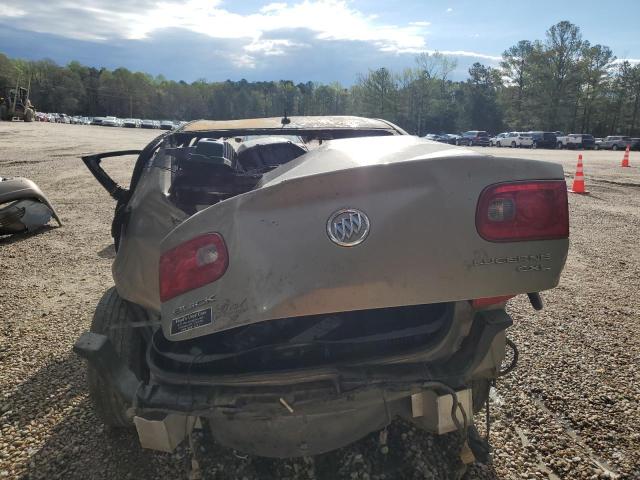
0;79;35;122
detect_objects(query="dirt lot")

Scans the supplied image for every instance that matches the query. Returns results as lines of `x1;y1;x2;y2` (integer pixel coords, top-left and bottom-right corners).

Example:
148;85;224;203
1;122;639;479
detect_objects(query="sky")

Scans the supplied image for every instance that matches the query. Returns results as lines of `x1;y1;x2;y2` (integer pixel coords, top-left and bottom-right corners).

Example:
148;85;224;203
0;0;639;85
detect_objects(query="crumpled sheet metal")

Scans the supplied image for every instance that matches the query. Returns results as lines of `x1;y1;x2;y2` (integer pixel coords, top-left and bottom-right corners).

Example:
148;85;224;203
0;177;62;233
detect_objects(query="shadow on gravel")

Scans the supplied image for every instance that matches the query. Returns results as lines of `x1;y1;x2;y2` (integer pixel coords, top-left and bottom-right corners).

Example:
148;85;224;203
18;402;178;480
7;354;500;480
97;244;115;259
7;353;180;480
0;225;57;245
191;419;500;480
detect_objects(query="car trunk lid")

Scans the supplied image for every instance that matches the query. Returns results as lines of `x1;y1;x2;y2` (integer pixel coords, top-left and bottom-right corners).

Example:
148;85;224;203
159;136;568;341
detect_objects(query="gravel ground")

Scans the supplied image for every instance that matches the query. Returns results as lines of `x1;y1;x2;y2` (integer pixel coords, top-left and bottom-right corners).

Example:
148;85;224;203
1;123;639;479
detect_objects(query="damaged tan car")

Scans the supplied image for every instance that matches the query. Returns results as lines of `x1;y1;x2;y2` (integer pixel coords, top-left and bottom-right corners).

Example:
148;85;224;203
74;116;569;467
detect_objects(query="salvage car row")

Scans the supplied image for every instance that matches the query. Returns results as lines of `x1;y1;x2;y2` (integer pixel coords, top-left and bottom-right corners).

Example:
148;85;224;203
425;130;640;150
34;112;185;130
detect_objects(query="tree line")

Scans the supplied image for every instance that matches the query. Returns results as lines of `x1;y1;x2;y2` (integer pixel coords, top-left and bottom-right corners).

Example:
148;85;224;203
1;21;639;136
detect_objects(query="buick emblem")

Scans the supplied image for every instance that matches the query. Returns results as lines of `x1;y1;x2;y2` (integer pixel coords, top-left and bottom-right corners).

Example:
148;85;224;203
327;208;370;247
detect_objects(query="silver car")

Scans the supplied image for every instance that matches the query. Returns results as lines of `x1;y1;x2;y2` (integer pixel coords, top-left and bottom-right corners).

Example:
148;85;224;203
101;116;119;127
75;116;569;470
489;132;508;146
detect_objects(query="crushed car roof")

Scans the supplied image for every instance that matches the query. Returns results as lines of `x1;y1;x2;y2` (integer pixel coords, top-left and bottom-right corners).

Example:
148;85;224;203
180;116;402;133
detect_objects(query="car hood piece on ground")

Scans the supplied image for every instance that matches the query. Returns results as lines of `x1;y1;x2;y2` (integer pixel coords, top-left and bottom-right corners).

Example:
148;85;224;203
0;176;62;234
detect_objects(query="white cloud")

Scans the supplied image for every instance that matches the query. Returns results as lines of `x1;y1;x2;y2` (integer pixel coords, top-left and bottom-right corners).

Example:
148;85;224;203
1;0;429;56
426;49;501;62
0;0;509;73
0;4;26;17
260;2;288;13
231;54;258;69
244;38;309;56
446;7;453;13
612;58;640;65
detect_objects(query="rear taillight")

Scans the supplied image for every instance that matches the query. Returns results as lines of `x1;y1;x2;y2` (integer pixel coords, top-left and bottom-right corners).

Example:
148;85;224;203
476;180;569;242
159;233;228;302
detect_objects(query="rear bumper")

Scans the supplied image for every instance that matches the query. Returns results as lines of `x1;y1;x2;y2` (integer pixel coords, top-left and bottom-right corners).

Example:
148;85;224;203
74;309;511;456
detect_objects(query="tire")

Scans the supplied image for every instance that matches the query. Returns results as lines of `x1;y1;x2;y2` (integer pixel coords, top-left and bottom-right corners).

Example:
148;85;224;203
511;141;516;148
23;109;34;122
496;141;501;147
87;287;148;428
612;145;618;151
0;104;7;121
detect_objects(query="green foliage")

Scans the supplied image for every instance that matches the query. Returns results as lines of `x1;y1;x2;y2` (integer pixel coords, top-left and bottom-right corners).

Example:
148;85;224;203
1;20;639;136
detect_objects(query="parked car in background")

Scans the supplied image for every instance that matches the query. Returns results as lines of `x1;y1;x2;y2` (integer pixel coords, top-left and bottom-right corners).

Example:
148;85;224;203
499;132;520;147
596;136;633;151
91;117;105;126
520;131;557;149
438;133;459;144
456;130;490;146
140;119;155;129
101;116;119;127
631;138;640;151
160;120;175;130
123;118;139;128
490;132;508;146
56;114;71;124
556;133;595;149
579;134;595;149
514;132;532;148
424;133;442;141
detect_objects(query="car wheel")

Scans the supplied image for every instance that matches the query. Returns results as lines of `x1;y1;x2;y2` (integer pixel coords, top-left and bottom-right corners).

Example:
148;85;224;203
87;287;149;428
496;141;501;147
612;145;618;151
511;141;516;148
0;104;8;121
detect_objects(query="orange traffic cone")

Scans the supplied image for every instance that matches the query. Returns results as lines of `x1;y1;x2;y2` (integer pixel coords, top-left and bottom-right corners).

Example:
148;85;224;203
569;154;589;194
621;145;630;167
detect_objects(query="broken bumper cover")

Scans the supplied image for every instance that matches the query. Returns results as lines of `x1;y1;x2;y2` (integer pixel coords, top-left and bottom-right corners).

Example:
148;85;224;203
0;177;62;225
74;309;511;457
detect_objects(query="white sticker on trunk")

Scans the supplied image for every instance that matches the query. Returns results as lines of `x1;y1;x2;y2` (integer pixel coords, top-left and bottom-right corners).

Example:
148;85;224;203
171;308;213;335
